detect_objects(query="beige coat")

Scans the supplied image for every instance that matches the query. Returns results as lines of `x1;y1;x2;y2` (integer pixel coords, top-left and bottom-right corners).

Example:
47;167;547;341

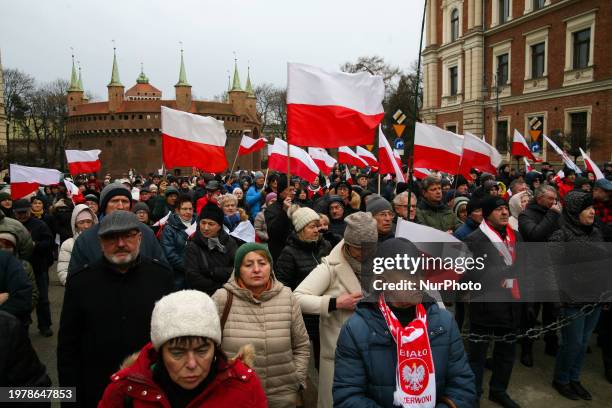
213;276;310;408
293;240;361;408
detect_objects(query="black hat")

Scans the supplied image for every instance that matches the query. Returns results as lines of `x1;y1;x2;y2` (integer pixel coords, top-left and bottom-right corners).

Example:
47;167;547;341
165;186;179;197
481;196;508;219
573;177;590;190
198;202;224;226
327;195;345;208
564;191;593;216
466;198;482;215
12;199;31;211
85;194;99;203
99;182;132;214
335;180;352;193
98;210;141;237
277;174;288;194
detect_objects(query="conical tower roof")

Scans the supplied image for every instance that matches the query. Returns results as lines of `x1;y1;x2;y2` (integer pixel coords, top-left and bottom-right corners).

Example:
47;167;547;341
77;64;84;90
108;48;123;87
137;63;149;84
68;55;81;92
175;49;190;87
245;66;254;97
231;59;242;91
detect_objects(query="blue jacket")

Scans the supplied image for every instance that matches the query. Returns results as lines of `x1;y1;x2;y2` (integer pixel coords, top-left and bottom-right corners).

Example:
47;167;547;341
246;185;264;219
453;218;479;241
333;301;476;408
160;213;195;273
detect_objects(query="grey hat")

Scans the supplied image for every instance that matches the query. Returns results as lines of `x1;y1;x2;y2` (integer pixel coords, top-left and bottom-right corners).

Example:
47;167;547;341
253;171;264;180
594;178;612;191
205;180;221;191
98;210;141;237
12;199;32;211
164;186;179;197
132;202;150;214
344;211;378;247
99;182;132;214
366;194;392;215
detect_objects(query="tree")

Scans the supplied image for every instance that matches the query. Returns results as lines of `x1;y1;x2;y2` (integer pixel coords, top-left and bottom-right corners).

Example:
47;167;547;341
2;68;35;158
254;84;286;139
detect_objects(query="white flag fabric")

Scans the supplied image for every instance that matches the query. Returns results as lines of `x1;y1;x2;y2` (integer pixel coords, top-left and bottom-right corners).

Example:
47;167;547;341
543;135;581;173
230;221;256;243
308;147;337;174
153;211;172;227
10;164;62;199
579;148;605;180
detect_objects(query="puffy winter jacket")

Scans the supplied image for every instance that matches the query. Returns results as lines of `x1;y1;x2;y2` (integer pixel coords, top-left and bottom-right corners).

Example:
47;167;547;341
57;204;98;286
518;200;560;242
246;185;265;219
0;252;33;324
0;212;33;261
160;213;194;274
98;342;267;408
265;200;292;263
333;301;476;408
276;233;332;290
416;199;461;232
453;217;479;241
212;276;310;408
184;229;237;296
253;208;269;242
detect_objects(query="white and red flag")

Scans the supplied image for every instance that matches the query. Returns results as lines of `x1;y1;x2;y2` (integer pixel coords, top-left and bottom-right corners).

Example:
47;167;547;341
308;147;337;174
553;170;565;184
161;106;228;173
64;178;85;204
378;127;406;182
267;138;320;183
459;132;502;177
413;123;463;175
65;149;101;175
543;135;581;174
153;211;172;227
414;168;432;180
579;148;605;180
523;157;533;173
356;146;379;167
9;164;62;200
286;62;385;148
237;134;266;156
338;146;368;168
511;130;537;161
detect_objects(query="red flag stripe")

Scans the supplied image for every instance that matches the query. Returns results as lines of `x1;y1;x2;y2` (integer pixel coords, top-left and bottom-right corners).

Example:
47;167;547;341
68;160;101;175
162;134;228;173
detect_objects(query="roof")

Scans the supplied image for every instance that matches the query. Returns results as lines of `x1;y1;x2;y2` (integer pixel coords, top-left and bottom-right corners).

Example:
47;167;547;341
71;99;247;116
125;83;162;97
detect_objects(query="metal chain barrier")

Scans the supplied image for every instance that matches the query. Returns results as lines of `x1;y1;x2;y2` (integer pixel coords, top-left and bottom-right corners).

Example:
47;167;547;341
460;291;612;344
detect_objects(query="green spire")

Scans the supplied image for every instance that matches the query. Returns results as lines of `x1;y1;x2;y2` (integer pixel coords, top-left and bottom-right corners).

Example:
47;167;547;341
137;62;149;84
68;54;81;91
175;48;190;86
77;62;84;91
231;58;242;91
108;47;122;87
245;65;254;97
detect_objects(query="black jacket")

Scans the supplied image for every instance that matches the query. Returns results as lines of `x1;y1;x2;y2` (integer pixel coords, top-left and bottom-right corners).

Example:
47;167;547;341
50;204;75;244
276;233;332;290
518;200;560;242
184;229;237;296
58;256;174;408
265;200;292;263
0;311;51;389
0;252;33;324
464;228;523;329
22;217;54;275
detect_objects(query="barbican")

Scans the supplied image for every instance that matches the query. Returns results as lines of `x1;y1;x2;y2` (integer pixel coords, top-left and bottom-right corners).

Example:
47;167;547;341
66;49;262;176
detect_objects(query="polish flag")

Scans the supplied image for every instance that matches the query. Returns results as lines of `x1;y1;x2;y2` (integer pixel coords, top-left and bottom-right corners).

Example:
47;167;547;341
267;138;320;183
65;149;101;175
579;148;605;180
9;164;62;200
356;146;379;167
308;147;337;174
338;146;368;168
161;106;228;172
378;126;406;183
238;134;266;156
459;132;502;177
287;62;385;148
553;170;565;184
523;157;533;173
413;122;463;174
414;168;432;180
511;129;537;161
543;135;582;174
153;211;172;227
64;178;85;204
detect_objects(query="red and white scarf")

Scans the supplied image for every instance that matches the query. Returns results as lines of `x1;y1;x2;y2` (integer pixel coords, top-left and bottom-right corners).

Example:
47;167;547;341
478;220;520;299
378;295;436;408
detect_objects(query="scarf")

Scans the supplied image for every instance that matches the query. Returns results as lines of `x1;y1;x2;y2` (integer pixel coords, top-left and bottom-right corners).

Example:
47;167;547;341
31;209;45;219
342;245;362;279
378;295;436;408
206;236;226;253
237;276;273;299
478;220;520;299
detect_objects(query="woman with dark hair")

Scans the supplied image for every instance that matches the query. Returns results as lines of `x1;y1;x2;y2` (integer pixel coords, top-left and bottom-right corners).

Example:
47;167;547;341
99;290;267;407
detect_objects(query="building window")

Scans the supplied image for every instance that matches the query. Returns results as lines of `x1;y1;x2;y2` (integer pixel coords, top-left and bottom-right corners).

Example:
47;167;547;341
496;120;509;153
569;112;588;148
499;0;510;24
497;54;509;85
531;42;545;78
573;28;590;70
450;9;459;41
533;0;545;10
449;67;458;96
446;124;457;134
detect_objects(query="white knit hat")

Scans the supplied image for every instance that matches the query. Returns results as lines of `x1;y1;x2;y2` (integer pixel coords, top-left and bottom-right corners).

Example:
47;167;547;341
150;290;221;350
290;206;320;232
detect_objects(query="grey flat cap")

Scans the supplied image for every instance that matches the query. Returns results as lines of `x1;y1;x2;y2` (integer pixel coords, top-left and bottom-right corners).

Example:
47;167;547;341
98;210;141;237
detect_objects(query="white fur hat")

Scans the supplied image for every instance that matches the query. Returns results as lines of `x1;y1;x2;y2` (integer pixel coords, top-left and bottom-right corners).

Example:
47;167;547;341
150;290;221;350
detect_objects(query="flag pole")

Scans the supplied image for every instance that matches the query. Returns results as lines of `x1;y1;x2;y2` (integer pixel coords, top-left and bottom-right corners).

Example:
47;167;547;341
406;0;427;210
286;135;292;182
229;148;240;176
378;173;381;195
263;167;270;190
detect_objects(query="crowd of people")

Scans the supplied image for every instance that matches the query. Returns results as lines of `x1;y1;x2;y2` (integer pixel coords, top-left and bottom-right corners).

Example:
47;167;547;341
0;159;611;408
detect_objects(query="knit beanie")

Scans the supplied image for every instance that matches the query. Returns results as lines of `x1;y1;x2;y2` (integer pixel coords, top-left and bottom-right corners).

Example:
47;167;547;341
291;206;320;232
344;211;378;247
481;196;508;219
99;182;131;214
0;191;11;202
466;197;482;215
366;195;392;215
85;194;99;203
265;192;277;204
165;186;179;197
198;202;224;226
0;232;17;247
132;202;150;214
150;290;221;349
563;191;593;216
452;196;469;217
233;243;273;277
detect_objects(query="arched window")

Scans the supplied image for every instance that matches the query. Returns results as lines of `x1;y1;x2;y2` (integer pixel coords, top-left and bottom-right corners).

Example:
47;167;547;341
451;9;459;41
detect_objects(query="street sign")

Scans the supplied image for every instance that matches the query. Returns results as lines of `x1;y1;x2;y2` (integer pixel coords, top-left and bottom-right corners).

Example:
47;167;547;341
393;124;406;137
393;109;407;124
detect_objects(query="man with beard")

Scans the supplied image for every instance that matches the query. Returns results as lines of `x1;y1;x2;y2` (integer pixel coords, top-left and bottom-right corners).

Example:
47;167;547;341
58;211;173;407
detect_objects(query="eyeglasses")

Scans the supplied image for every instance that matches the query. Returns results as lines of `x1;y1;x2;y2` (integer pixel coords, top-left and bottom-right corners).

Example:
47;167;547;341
101;230;140;243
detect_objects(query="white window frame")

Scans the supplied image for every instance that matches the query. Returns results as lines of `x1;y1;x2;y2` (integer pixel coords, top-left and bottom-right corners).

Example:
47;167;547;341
524;27;549;80
564;11;596;72
563;106;592;143
445;122;459;133
524;0;550;15
441;54;463;103
492;115;511;155
442;0;464;44
492;0;513;27
491;40;512;98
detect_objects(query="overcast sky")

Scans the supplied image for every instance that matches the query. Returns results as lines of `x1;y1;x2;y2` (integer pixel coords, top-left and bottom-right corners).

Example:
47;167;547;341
1;0;426;100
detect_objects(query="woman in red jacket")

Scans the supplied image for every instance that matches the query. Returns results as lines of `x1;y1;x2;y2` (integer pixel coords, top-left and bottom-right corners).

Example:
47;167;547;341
98;290;267;408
